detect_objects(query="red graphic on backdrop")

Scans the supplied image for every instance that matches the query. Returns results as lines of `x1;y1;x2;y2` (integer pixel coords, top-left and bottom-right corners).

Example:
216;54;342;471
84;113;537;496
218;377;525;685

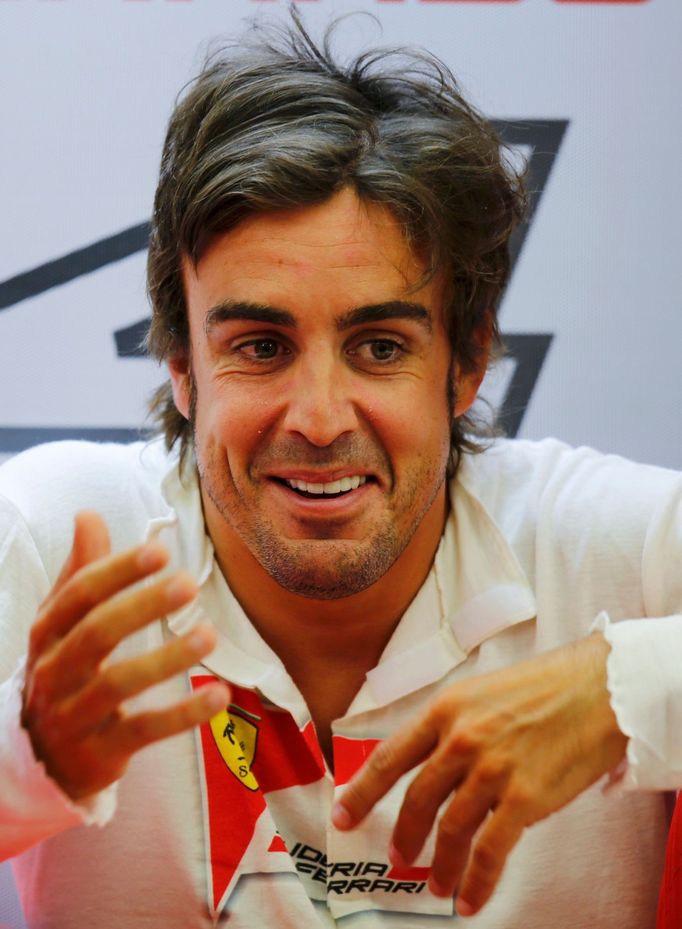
191;676;325;916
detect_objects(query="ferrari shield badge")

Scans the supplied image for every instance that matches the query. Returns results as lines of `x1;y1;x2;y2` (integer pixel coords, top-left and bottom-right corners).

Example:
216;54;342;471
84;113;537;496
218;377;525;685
209;705;260;791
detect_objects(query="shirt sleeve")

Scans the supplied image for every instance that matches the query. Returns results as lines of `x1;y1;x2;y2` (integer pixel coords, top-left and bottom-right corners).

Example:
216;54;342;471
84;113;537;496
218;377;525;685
0;495;116;861
0;661;117;859
596;480;682;790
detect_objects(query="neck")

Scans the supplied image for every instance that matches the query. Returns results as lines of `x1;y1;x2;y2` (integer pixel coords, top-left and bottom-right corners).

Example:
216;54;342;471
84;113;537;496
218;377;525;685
205;486;448;678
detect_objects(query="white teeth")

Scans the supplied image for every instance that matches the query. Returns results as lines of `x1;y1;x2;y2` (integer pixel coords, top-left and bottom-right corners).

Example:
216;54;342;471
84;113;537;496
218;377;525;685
285;475;367;495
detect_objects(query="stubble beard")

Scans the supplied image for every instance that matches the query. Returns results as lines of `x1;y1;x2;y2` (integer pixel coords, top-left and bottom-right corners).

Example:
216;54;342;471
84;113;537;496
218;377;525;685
249;524;403;600
200;461;447;600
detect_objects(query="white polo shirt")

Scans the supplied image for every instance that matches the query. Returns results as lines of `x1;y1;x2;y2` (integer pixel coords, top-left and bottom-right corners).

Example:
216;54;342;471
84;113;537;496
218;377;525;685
0;437;680;927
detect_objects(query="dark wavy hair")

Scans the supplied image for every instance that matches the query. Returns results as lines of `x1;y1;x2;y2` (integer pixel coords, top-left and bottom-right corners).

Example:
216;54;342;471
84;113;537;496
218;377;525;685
146;10;526;474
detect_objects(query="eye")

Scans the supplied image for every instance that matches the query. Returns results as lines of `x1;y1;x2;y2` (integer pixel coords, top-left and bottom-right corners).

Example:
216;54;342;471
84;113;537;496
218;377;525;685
351;338;405;365
368;339;401;362
237;338;287;361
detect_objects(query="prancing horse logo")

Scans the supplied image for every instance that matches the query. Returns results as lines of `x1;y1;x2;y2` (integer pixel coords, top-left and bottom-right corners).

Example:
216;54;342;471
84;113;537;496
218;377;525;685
210;704;261;791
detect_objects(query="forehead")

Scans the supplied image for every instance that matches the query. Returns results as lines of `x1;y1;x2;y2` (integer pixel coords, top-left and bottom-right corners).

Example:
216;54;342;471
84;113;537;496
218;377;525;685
181;188;439;317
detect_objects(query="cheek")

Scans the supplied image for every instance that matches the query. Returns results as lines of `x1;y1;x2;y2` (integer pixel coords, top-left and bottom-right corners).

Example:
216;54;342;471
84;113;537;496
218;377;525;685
194;378;279;452
366;383;451;458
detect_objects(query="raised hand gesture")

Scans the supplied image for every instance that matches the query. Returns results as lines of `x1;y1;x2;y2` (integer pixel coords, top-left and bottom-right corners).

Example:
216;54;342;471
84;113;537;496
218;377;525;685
22;511;229;800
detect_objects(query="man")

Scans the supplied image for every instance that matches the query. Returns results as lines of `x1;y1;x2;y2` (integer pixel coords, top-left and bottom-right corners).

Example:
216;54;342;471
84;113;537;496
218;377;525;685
0;14;680;929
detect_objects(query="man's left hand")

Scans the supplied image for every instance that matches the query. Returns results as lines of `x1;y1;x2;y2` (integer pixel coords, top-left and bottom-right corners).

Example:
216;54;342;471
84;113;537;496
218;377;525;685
333;632;627;917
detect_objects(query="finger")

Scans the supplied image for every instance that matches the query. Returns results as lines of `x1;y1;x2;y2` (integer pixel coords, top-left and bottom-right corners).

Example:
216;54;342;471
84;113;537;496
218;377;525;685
42;571;198;699
333;716;438;830
72;511;111;569
426;775;500;899
45;511;112;601
113;682;231;755
389;743;469;867
30;541;170;657
63;625;219;736
38;678;229;802
454;802;525;917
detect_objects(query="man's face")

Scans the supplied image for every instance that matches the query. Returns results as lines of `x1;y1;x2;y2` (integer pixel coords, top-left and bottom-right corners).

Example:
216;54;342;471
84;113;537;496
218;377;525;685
170;188;485;600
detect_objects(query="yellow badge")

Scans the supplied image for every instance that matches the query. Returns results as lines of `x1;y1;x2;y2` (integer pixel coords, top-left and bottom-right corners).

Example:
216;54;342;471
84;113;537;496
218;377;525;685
209;706;260;791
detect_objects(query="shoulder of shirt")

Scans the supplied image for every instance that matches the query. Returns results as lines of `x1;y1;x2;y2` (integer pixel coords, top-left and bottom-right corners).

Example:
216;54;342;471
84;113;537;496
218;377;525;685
456;436;681;544
0;437;177;568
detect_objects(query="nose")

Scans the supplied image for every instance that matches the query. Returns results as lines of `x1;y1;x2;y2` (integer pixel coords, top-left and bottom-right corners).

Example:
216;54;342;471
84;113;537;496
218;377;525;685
281;351;359;447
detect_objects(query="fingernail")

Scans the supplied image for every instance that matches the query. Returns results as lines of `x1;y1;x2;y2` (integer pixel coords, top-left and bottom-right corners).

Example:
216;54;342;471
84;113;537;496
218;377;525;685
187;627;215;654
166;575;196;607
456;898;475;917
137;544;166;572
331;802;352;830
388;842;407;868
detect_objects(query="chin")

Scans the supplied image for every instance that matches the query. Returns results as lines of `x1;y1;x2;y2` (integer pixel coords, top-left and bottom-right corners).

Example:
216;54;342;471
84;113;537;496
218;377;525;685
253;536;401;601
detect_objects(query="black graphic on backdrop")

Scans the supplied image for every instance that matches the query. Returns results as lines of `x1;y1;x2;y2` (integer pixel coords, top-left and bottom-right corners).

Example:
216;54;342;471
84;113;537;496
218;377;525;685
491;118;568;435
0;120;568;452
0;225;151;313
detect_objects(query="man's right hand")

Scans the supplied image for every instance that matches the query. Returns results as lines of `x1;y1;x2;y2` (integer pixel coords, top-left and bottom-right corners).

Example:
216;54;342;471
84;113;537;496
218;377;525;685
21;510;230;801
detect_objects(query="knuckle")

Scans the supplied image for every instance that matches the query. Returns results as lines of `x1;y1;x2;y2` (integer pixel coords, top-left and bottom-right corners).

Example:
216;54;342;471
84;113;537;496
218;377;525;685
437;813;464;846
24;700;69;760
425;698;445;727
471;837;499;876
505;780;533;812
68;573;99;614
367;740;399;777
400;781;431;819
180;636;204;665
474;757;506;789
124;713;152;746
187;698;210;726
96;668;126;705
25;657;53;706
176;699;208;734
70;617;102;655
160;652;188;684
426;695;454;729
441;726;478;759
78;607;117;654
28;621;46;657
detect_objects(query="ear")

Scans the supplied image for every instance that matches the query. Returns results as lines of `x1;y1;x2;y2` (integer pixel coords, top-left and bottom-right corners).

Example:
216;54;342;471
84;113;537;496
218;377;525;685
453;316;493;417
167;353;192;420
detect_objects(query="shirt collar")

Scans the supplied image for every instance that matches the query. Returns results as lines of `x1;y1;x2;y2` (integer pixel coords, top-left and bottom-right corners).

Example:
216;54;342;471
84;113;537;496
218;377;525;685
358;463;536;710
150;448;536;715
145;446;214;588
146;448;308;720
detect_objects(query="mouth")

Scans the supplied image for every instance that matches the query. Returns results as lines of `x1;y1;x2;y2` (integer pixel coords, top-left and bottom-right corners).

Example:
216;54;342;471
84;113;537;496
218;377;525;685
272;475;373;500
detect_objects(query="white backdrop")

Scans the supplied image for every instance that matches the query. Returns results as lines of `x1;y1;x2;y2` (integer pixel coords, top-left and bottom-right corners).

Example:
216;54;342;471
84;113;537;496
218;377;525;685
1;0;680;924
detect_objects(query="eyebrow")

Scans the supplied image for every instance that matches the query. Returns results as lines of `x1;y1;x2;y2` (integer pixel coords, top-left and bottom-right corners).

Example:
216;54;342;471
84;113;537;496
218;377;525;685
204;302;295;335
336;302;432;333
204;299;433;336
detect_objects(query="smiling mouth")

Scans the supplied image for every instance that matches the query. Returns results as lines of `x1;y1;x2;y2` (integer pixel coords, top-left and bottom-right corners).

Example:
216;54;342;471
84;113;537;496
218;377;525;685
274;475;370;499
